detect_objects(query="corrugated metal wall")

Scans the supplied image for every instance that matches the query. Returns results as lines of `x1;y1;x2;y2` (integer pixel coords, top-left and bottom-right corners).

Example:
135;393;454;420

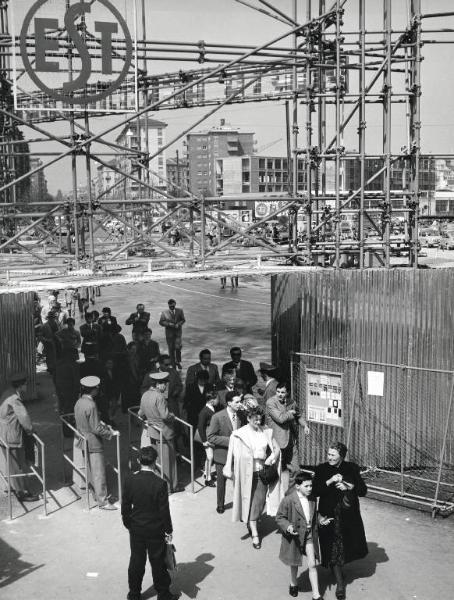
272;269;454;472
0;292;36;397
272;269;454;374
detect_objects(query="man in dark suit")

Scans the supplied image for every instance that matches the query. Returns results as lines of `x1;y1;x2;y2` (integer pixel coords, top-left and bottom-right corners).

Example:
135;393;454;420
183;370;210;429
80;311;101;356
222;346;257;392
159;299;186;369
126;304;151;337
207;392;243;513
185;349;221;391
121;446;178;600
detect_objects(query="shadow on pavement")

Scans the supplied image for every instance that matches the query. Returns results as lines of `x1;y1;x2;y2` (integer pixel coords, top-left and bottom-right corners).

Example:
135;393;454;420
0;537;44;590
142;553;215;599
298;540;389;595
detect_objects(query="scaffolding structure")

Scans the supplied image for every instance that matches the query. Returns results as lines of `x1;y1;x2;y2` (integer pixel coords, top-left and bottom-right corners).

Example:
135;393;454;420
1;0;454;279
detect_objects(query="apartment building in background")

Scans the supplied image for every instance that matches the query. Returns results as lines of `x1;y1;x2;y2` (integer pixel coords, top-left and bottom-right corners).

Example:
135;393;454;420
185;119;255;197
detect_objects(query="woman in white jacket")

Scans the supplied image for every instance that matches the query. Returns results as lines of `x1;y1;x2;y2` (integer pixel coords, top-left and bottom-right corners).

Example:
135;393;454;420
223;404;281;549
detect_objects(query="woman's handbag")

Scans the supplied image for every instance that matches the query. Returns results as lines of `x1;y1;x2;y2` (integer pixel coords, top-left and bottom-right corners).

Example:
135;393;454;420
164;542;177;572
341;489;355;511
259;439;279;485
259;462;279;485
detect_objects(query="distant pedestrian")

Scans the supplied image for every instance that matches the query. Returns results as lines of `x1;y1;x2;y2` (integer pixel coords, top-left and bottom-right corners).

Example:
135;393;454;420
159;299;185;369
121;445;178;600
97;307;118;361
126;303;151;338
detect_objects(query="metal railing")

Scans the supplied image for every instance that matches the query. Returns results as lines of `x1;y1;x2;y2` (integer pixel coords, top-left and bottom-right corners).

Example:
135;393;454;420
60;414;90;510
0;432;47;521
128;406;196;493
60;413;122;509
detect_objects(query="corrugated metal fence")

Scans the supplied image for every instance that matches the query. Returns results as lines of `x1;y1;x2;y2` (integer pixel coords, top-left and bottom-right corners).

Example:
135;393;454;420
272;269;454;513
0;292;36;397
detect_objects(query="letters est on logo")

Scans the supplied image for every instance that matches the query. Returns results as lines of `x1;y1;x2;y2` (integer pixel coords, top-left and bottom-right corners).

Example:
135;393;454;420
20;0;133;106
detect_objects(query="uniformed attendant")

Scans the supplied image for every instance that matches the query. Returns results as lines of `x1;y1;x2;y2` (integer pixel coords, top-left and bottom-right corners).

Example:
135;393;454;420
73;375;119;509
0;372;39;501
139;372;183;494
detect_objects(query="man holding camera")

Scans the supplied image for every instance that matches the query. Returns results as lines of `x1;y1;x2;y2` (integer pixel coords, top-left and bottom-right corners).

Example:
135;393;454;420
265;381;310;490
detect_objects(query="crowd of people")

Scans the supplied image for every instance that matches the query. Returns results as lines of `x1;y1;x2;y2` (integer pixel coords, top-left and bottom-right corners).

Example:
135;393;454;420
2;291;369;600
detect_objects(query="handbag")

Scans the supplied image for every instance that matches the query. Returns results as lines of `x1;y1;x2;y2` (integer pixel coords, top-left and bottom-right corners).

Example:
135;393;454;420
259;440;279;485
259;462;279;485
341;489;355;511
164;542;177;572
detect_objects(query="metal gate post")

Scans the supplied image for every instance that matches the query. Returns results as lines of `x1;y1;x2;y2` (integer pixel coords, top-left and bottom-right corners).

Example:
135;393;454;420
399;366;407;498
346;359;360;448
433;375;454;516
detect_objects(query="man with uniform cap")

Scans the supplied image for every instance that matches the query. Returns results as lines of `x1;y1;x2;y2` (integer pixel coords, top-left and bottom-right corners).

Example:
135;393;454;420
0;372;39;501
121;445;178;600
74;375;119;509
139;372;183;494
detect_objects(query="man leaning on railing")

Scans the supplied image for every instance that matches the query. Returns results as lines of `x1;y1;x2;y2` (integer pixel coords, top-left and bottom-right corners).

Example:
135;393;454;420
0;371;39;502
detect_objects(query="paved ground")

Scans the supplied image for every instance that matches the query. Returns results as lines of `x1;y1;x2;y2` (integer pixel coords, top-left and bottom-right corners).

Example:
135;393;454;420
1;276;454;600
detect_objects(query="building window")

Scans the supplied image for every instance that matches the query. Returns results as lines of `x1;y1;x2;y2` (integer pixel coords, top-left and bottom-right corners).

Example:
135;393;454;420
259;158;265;169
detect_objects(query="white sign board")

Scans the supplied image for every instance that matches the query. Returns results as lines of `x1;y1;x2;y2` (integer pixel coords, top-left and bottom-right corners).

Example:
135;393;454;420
367;371;384;396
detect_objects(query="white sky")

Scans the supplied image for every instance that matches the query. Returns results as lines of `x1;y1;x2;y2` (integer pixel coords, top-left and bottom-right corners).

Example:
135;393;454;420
10;0;454;194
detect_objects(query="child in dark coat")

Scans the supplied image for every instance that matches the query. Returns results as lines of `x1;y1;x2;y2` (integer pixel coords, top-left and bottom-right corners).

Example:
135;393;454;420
276;471;331;599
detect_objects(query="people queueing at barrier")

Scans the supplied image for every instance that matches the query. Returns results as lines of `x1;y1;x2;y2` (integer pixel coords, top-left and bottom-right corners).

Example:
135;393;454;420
159;299;186;369
206;391;245;514
80;311;101;356
255;361;279;406
97;307;118;361
266;381;310;490
222;346;257;392
138;328;161;380
138;371;184;495
0;371;39;503
73;375;119;510
195;390;219;487
56;317;81;360
185;348;221;390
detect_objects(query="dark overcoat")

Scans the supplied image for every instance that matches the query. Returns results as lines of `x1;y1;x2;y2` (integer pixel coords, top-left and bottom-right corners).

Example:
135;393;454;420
313;460;368;567
275;490;320;566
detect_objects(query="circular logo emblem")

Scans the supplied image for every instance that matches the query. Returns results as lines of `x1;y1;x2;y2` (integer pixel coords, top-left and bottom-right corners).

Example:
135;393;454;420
255;202;268;218
20;0;133;106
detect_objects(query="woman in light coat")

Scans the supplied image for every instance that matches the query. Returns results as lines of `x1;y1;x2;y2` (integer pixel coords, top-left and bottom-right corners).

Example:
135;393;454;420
223;405;281;549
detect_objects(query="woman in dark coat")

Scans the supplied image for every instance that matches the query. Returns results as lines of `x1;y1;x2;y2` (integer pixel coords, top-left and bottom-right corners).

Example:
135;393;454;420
313;441;368;600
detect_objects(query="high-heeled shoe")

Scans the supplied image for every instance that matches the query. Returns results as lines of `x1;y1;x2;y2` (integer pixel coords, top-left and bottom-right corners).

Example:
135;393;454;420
252;535;261;549
288;585;298;597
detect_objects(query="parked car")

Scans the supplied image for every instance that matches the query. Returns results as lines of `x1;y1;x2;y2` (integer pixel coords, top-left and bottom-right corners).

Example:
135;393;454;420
439;231;454;250
419;229;441;248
